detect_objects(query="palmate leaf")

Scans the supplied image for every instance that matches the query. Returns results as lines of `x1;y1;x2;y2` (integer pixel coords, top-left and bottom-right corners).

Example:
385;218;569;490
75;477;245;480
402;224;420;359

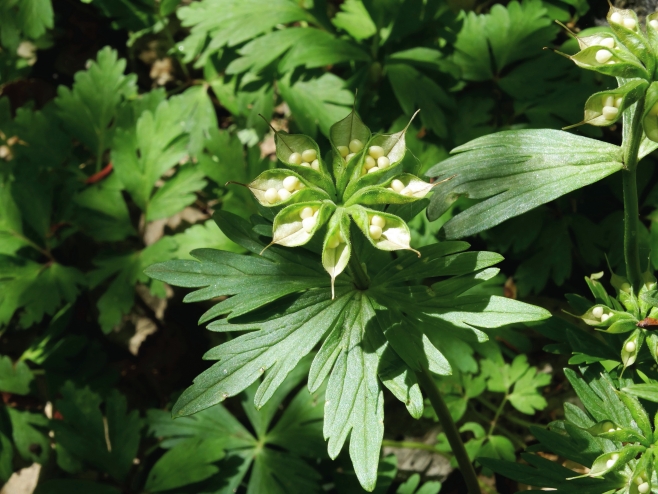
0;355;33;394
426;130;623;238
147;211;549;491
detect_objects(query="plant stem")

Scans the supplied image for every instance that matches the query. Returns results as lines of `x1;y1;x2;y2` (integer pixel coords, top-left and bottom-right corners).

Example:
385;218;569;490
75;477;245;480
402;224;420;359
474;396;538;429
416;367;481;494
381;440;449;458
348;251;370;290
487;395;507;437
622;97;645;291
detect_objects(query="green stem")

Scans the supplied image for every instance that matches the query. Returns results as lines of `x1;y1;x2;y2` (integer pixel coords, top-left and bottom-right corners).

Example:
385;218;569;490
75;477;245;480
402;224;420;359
348;251;370;290
487;395;507;437
474;396;538;429
468;405;526;450
416;367;481;494
381;440;449;458
622;97;645;291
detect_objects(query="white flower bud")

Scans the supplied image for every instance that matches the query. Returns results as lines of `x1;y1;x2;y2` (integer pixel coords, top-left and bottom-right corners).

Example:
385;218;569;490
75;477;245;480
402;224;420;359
602;106;619;120
592;306;604;319
606;459;615;468
367;166;379;174
289;152;302;165
620;282;631;292
610;12;622;24
301;149;317;162
327;234;341;249
595;49;613;64
302;216;317;233
311;159;320;171
300;207;315;219
638;482;650;494
623;17;637;29
636;476;645;485
600;37;615;49
377;156;390;169
369;225;383;240
391;179;405;193
364;156;377;169
651;19;658;30
614;96;622;108
601;313;611;322
371;215;386;228
368;145;384;159
337;145;349;158
345;153;356;162
607;427;615;432
625;341;636;353
264;188;278;203
604;95;615;107
312;209;319;218
611;453;619;460
283;176;299;192
278;188;292;201
301;162;311;167
400;187;413;196
349;139;364;153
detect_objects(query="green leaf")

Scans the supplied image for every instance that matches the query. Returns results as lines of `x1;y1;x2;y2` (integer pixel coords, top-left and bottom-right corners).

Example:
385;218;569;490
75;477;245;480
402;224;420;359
426;130;623;237
0;431;12;483
0;355;33;394
622;383;658;402
507;359;551;415
396;473;442;494
51;383;141;481
7;408;50;464
84;0;156;32
2;0;54;40
146;165;207;221
332;0;376;40
478;435;516;463
33;480;121;494
55;47;137;159
145;437;226;491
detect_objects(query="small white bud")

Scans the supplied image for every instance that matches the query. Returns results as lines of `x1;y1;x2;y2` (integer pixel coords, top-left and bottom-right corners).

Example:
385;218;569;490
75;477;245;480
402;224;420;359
610;12;623;24
607;427;615;432
636;476;645;485
337;145;349;158
611;453;619;460
311;159;320;171
602;106;619;120
371;215;386;228
625;341;636;353
369;225;383;240
367;166;379;174
391;179;405;193
606;459;615;468
400;187;413;196
282;176;299;192
264;188;278;203
327;235;340;249
377;156;390;169
349;139;364;153
604;95;615;108
639;482;650;493
289;152;302;165
651;19;658;30
620;282;631;292
312;209;319;218
345;153;356;162
623;17;637;29
302;216;317;233
601;313;611;322
595;49;613;64
300;207;315;220
368;145;385;159
602;421;613;430
301;149;317;162
364;156;377;169
592;306;604;319
600;37;615;49
278;188;292;201
300;162;311;167
614;96;623;108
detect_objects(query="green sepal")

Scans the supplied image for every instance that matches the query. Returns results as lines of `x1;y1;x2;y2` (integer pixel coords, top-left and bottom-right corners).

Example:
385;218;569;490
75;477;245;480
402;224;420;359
321;208;351;299
639;275;658;315
580;79;648;127
630;449;652;493
576;304;636;330
646;333;658;365
343;124;412;200
570;45;648;79
329;109;371;189
248;169;330;207
621;328;644;369
596;427;648;446
643;82;658;143
606;6;654;74
617;390;653;443
271;201;336;248
275;131;336;195
647;13;658;78
347;205;419;255
344;174;433;207
575;32;618;51
569;445;645;479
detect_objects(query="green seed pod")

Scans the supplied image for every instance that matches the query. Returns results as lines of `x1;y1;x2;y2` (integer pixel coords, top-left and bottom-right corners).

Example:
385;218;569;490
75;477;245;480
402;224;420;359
274;131;335;195
597;427;647;445
271;201;335;247
322;209;351;299
643;82;658;143
621;328;644;369
606;6;654;74
575;32;618;51
569;45;648;79
330;109;371;191
639;274;658;315
630;450;652;494
568;445;645;479
646;333;658;365
347;205;420;256
578;79;648;127
247;169;329;207
578;304;637;331
646;12;658;78
344;174;435;207
586;420;620;436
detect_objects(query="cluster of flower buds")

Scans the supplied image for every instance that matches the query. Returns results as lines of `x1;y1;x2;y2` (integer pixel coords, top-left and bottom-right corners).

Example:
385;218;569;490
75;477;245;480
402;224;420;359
244;110;440;296
560;6;658;139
